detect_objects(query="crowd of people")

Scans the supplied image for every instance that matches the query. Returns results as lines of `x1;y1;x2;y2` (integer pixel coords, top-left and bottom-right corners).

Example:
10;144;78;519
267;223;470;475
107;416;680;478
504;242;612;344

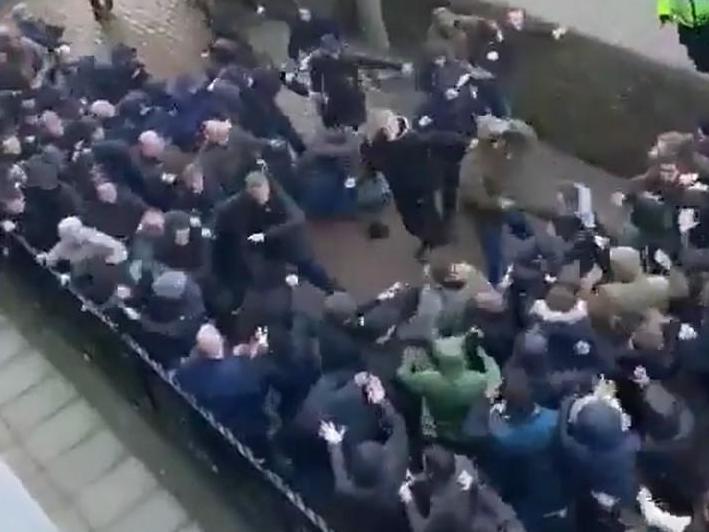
1;2;709;532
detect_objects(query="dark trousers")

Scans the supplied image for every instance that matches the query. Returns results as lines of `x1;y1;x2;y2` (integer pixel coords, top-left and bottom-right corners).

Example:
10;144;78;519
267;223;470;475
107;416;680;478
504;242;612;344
475;218;504;286
679;24;709;72
441;162;460;222
293;257;336;293
393;191;444;248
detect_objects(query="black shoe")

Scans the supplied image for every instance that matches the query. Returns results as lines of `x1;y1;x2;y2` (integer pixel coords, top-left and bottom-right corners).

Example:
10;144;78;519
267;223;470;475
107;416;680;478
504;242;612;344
367;221;389;240
414;244;431;263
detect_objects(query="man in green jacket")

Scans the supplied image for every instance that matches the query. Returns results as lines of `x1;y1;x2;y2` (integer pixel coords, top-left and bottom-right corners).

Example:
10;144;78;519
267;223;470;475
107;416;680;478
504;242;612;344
658;0;709;71
397;335;501;442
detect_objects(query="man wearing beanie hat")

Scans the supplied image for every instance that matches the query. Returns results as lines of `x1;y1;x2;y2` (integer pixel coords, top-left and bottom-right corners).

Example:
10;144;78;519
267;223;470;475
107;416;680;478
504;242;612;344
559;387;641;528
130;269;206;366
308;34;411;129
213;171;338;294
312;291;363;374
21;152;83;250
155;210;212;282
635;381;697;512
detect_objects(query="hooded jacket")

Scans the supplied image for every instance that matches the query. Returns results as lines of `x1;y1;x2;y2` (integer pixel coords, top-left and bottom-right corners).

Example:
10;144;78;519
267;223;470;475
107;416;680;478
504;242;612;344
459;117;537;223
397;335;501;440
155;211;212;281
328;401;409;530
560;397;640;505
425;8;485;61
397;266;494;342
489;404;567;527
593;247;670;319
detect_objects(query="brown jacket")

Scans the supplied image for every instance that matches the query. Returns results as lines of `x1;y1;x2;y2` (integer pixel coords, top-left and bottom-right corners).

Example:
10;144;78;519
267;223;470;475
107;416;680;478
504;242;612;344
459;117;537;222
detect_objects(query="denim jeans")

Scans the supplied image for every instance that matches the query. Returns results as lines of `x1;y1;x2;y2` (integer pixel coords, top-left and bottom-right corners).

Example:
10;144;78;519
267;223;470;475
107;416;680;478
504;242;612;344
477;220;504;286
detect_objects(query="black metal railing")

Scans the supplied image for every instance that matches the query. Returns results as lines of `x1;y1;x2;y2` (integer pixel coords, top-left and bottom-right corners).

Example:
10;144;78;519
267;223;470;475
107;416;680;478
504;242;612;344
1;231;333;532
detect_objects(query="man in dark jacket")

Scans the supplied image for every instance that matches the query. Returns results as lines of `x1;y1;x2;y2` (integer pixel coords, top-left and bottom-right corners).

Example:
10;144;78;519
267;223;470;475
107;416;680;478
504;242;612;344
213;170;337;293
81;180;146;241
175;323;276;454
126;269;206;366
20;150;83;250
363;110;467;261
287;8;340;61
321;396;409;532
309;35;409;129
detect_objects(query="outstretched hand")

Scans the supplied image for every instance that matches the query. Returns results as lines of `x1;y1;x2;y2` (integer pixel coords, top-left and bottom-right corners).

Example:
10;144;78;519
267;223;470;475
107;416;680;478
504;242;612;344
319;421;347;445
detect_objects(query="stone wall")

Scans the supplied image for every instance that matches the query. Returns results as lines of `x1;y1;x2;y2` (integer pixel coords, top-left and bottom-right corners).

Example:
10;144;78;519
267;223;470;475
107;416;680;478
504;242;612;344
382;0;709;177
205;0;709;177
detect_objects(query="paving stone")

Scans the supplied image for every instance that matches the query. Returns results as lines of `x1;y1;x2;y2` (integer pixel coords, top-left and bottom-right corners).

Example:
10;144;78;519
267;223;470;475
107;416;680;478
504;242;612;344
102;489;188;532
0;352;52;406
47;507;90;532
76;456;157;529
47;507;92;532
0;326;30;367
1;375;77;436
47;429;126;496
0;417;14;451
1;446;39;482
24;400;100;466
19;469;66;514
1;446;64;513
177;523;204;532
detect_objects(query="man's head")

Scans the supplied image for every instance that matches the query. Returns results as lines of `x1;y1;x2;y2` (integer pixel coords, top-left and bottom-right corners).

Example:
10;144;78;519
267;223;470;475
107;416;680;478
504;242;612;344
96;181;118;204
138;209;165;236
40;110;64;138
507;8;525;30
138;130;165;159
89;100;116;120
245;171;270;205
323;291;357;324
203;119;231;146
298;8;312;22
423;445;456;484
502;367;535;418
57;216;84;244
320;34;342;57
196;323;224;359
659;162;679;183
1;186;24;215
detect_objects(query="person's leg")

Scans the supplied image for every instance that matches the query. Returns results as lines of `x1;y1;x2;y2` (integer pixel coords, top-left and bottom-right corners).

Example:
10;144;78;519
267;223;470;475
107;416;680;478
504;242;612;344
693;24;709;73
105;0;114;11
442;162;460;224
89;0;103;14
293;257;337;293
476;219;504;285
678;25;701;67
